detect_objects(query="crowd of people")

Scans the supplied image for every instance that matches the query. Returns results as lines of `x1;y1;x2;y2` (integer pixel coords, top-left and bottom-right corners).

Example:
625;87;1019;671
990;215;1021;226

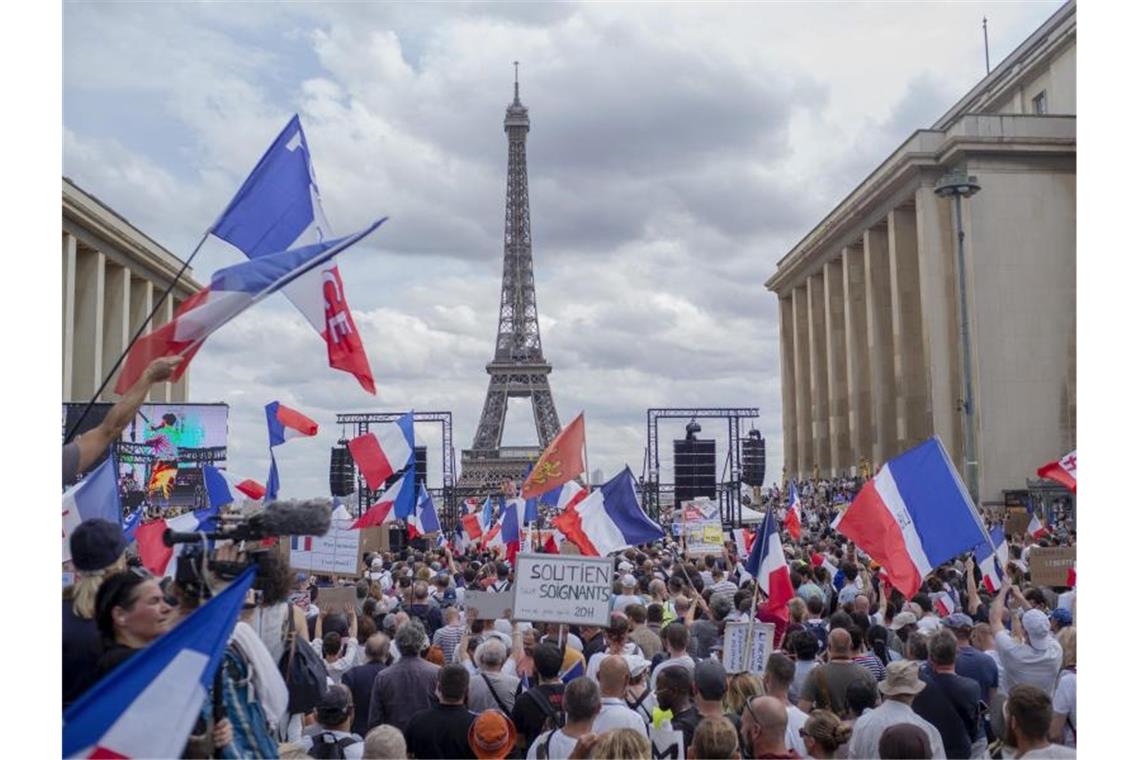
63;359;1077;759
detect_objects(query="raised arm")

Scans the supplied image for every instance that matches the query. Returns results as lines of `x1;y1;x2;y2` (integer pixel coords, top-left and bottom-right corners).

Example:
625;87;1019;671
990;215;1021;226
965;557;980;616
989;576;1009;631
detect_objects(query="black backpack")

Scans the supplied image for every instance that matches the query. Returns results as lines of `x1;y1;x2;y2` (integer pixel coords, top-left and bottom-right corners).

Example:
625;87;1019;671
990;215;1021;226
308;732;358;759
278;607;329;714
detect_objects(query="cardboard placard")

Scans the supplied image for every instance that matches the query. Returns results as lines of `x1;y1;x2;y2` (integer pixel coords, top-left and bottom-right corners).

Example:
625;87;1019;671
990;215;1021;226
511;553;612;626
464;590;514;621
720;621;776;674
1004;508;1030;538
1029;547;1075;587
314;585;358;614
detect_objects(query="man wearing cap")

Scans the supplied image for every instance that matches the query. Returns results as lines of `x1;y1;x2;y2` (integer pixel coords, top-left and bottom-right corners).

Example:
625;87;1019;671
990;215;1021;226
591;655;649;737
612;574;643;613
944;612;998;707
1049;608;1072;633
990;579;1062;697
889;611;919;657
298;685;365;759
848;661;947;759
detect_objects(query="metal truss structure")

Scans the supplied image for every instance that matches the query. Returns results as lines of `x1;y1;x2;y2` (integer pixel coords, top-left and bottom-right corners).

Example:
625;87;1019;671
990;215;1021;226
460;69;562;492
643;407;761;524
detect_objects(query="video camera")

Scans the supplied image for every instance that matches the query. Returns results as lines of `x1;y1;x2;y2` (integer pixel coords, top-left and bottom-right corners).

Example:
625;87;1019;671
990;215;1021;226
163;499;332;599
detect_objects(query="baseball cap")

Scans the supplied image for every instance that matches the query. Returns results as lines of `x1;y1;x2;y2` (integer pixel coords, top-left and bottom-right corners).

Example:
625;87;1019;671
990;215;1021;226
942;613;974;631
890;611;918;630
1022;609;1052;646
693;659;728;700
315;685;351;723
621;574;637;588
618;560;634;572
1049;608;1073;628
624;654;650;679
70;519;128;572
468;710;517;760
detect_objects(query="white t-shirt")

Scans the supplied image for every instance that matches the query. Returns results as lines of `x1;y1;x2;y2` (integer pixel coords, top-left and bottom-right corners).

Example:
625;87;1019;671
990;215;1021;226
592;698;649;737
1052;671;1076;747
649;654;695;690
586;643;643;681
526;729;582;760
1018;745;1077;758
785;704;809;756
995;630;1062;696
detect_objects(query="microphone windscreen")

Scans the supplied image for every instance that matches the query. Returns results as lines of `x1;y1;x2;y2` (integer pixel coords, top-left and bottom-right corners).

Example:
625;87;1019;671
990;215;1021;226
251;499;333;537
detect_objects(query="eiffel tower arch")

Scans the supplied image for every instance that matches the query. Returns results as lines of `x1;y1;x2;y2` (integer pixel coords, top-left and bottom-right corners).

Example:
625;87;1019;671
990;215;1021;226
459;67;562;491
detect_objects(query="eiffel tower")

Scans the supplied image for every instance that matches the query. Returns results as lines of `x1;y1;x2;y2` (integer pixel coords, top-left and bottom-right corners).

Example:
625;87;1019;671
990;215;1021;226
459;66;562;491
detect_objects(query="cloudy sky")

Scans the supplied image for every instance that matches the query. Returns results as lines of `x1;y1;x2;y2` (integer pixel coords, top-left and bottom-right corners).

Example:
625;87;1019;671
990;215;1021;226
63;0;1063;500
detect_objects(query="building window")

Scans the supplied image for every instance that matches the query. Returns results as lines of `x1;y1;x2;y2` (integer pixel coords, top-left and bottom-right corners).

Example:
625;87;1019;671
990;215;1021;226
1032;90;1048;114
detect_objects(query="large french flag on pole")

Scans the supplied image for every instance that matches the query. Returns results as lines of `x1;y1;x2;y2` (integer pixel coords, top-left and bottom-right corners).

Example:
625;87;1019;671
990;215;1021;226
834;437;987;599
1037;450;1076;493
352;469;415;530
211;115;377;394
974;526;1008;594
114;220;387;395
784;483;802;542
265;401;320;501
744;509;795;611
63;566;256;758
552;467;664;556
347;412;415;496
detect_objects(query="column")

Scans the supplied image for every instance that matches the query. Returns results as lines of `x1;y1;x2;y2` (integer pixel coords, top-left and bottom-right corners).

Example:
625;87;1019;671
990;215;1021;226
843;243;872;469
807;272;831;475
73;246;105;402
128;276;153;400
101;261;131;401
864;224;896;465
792;285;811;478
62;233;77;401
888;205;932;452
824;257;850;474
779;295;798;481
914;182;962;466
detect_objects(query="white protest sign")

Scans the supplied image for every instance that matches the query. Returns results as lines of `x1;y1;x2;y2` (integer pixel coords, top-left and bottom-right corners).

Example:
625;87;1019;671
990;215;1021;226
648;725;685;760
465;590;514;621
512;553;612;626
721;621;775;674
288;510;360;575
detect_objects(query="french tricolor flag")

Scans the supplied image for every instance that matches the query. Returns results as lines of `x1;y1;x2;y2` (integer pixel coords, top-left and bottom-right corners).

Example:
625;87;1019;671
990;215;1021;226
551;468;664;556
745;508;795;612
974;526;1008;594
202;464;265;508
347;412;415;495
64;566;256;758
62;457;122;563
784;483;802;542
114;221;387;395
134;511;201;578
408;483;442;539
833;437;987;599
732;527;756;555
352;469;415;530
540;480;588;511
265;401;320;501
1026;504;1050;540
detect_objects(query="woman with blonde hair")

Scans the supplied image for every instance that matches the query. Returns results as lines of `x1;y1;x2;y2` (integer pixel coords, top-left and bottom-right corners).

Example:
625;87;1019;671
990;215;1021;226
63;519;129;707
723;672;764;717
591;727;651;759
800;710;852;758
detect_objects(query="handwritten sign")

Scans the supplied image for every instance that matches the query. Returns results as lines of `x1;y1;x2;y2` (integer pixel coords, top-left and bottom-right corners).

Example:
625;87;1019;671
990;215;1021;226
648;725;684;760
1029;546;1075;587
315;585;357;614
512;553;612;626
721;621;776;674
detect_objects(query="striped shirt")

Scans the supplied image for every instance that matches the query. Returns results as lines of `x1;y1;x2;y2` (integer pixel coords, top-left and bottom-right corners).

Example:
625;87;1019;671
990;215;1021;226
709;580;738;599
433;624;465;663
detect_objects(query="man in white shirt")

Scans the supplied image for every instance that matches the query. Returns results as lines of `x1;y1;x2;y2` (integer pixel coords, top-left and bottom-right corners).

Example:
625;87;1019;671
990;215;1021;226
848;661;947;759
527;677;601;759
591;655;649;737
990;581;1062;696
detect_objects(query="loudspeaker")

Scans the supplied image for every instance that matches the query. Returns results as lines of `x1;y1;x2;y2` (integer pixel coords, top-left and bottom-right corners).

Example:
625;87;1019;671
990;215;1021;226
414;446;428;489
741;434;766;487
673;438;716;504
387;525;406;554
329;445;355;497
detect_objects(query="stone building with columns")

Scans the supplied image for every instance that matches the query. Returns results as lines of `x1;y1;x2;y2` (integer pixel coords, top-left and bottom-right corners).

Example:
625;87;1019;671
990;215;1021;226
765;1;1076;506
63;177;200;403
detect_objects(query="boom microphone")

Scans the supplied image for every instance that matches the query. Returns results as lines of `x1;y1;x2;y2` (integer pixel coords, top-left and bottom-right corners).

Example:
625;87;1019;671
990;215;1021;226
163;499;333;547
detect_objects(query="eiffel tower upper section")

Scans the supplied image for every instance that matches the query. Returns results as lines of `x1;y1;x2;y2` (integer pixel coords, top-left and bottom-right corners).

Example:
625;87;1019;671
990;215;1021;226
459;68;563;490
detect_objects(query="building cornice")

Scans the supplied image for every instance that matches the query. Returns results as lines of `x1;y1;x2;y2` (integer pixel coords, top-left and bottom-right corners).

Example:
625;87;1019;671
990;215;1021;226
62;177;201;297
765;115;1075;294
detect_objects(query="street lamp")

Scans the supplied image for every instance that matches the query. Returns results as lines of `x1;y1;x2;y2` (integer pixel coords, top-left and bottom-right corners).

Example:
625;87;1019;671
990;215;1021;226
935;168;982;505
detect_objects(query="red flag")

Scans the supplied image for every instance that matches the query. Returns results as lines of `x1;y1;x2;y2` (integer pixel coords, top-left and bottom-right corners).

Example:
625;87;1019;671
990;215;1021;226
321;266;376;394
462;513;484;540
521;412;586;499
1037;450;1076;493
543;533;560;554
346;434;389;491
134;520;174;577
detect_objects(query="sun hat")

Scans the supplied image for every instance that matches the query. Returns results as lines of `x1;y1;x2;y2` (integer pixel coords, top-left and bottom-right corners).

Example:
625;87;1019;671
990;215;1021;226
889;611;918;630
879;660;926;697
468;710;517;760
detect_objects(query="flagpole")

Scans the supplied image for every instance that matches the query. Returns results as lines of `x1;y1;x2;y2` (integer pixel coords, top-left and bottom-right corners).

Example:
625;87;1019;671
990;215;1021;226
64;229;212;444
742;580;761;674
582;414;591;489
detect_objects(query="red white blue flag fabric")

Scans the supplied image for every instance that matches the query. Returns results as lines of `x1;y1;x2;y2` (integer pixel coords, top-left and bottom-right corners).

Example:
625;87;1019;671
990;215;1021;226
352;469;415;530
265;401;320;501
408;483;442;538
1036;450;1076;493
541;480;588;511
62;457;122;563
834;437;987;599
732;527;755;555
974;526;1008;594
114;220;386;395
134;511;201;578
347;412;414;497
551;467;664;556
1027;502;1050;540
202;464;265;508
744;508;795;612
500;497;524;564
63;566;256;758
211;115;377;394
784;483;802;542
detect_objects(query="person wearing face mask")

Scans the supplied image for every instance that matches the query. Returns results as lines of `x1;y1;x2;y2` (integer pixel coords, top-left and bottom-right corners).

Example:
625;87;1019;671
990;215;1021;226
93;569;173;679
